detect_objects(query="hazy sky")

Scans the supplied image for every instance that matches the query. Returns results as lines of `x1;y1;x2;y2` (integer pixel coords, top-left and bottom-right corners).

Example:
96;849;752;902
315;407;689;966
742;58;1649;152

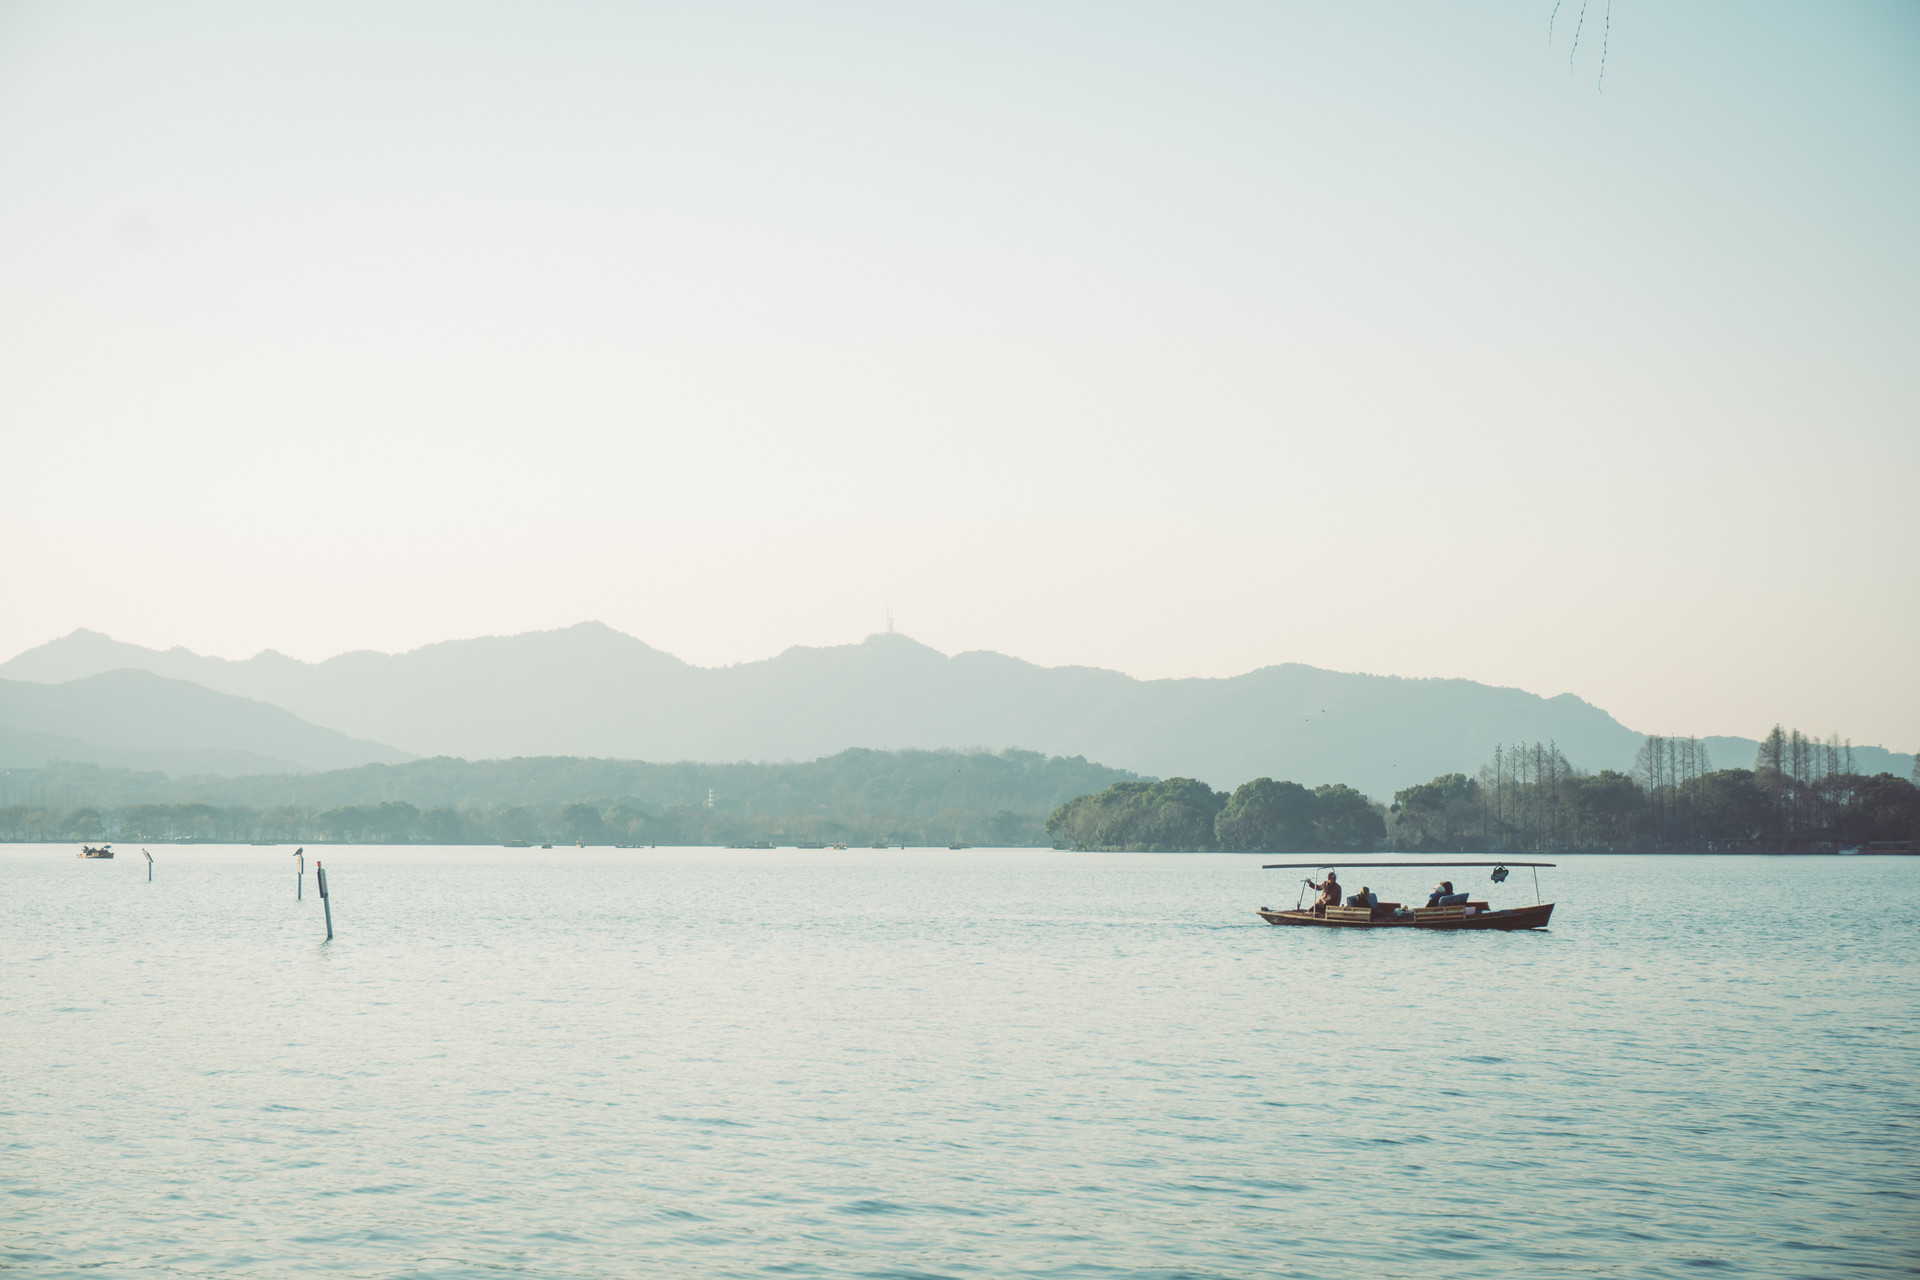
2;1;1916;750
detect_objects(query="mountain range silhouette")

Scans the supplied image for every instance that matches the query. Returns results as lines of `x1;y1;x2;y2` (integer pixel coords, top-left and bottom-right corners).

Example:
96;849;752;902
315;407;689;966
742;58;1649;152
11;622;1902;796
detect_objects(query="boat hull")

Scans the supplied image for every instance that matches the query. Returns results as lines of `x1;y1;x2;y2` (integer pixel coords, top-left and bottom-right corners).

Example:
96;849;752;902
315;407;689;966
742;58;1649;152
1257;903;1554;931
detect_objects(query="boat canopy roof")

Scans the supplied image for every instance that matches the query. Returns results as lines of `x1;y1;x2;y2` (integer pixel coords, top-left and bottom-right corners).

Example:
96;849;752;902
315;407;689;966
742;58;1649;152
1261;860;1556;869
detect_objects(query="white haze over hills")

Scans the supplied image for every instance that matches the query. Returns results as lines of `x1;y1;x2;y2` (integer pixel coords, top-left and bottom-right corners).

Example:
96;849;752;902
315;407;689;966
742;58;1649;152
0;668;412;776
3;624;1911;799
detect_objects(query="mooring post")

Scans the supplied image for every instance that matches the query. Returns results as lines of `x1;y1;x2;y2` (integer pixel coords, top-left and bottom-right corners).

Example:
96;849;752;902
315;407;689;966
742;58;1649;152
317;860;333;941
143;848;153;882
294;848;305;900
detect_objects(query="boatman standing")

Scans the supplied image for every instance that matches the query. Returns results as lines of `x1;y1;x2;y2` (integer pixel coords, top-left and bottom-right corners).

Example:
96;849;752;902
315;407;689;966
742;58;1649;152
1312;871;1341;915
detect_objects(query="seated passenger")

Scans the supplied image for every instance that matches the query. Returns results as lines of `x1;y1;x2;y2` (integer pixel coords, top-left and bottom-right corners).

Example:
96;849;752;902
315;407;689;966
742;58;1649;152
1426;880;1455;907
1346;886;1379;908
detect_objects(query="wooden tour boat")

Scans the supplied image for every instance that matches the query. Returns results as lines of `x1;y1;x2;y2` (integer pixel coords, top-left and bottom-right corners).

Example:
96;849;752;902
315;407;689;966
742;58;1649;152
78;844;115;859
1257;861;1556;931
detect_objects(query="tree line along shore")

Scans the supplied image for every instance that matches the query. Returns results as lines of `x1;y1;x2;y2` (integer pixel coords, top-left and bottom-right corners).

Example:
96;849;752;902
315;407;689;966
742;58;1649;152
1049;728;1920;853
0;748;1132;848
3;729;1915;852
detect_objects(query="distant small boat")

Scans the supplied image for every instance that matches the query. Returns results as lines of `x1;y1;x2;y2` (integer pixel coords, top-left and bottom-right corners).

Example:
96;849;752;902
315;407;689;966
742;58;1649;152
541;843;553;849
78;845;115;859
828;842;848;850
871;841;891;849
948;842;970;850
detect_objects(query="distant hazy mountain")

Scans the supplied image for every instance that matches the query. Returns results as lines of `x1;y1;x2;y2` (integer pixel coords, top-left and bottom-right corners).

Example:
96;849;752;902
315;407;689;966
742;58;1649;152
10;625;1910;797
0;721;311;777
0;670;412;775
0;625;1789;798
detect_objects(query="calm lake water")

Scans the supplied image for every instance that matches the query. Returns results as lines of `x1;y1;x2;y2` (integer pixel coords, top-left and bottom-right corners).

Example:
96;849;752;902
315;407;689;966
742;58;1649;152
3;847;1915;1279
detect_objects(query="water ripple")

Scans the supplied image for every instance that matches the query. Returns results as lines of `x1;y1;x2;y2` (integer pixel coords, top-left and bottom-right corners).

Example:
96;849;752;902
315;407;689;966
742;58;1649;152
3;847;1916;1278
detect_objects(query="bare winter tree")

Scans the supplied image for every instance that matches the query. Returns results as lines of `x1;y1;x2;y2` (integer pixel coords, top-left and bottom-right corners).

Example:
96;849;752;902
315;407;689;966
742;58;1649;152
1635;735;1666;838
1548;739;1562;850
1757;726;1786;775
1482;744;1497;844
1531;741;1548;850
1790;729;1813;832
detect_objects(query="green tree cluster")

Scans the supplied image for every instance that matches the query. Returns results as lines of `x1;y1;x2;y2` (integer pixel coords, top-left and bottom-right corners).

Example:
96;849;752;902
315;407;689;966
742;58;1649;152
1046;776;1385;852
1044;778;1225;851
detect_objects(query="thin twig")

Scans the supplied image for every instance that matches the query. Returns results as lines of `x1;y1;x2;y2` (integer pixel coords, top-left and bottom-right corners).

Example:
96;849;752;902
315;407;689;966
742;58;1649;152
1596;0;1612;92
1569;0;1589;67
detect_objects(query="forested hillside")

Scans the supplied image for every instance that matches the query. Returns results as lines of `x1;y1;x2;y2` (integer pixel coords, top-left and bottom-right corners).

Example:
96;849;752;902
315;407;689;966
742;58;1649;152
0;748;1136;847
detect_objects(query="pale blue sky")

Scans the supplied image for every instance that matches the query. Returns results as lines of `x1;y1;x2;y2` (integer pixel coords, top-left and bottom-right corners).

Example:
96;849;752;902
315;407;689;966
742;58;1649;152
1;2;1915;749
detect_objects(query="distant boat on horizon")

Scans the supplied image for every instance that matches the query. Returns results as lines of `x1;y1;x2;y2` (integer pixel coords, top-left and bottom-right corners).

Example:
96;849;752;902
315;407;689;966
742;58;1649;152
77;844;114;859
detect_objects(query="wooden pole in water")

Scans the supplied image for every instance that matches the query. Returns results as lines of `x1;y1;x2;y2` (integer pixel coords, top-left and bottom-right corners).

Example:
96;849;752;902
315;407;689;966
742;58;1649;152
317;860;332;941
294;848;304;900
143;848;153;881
